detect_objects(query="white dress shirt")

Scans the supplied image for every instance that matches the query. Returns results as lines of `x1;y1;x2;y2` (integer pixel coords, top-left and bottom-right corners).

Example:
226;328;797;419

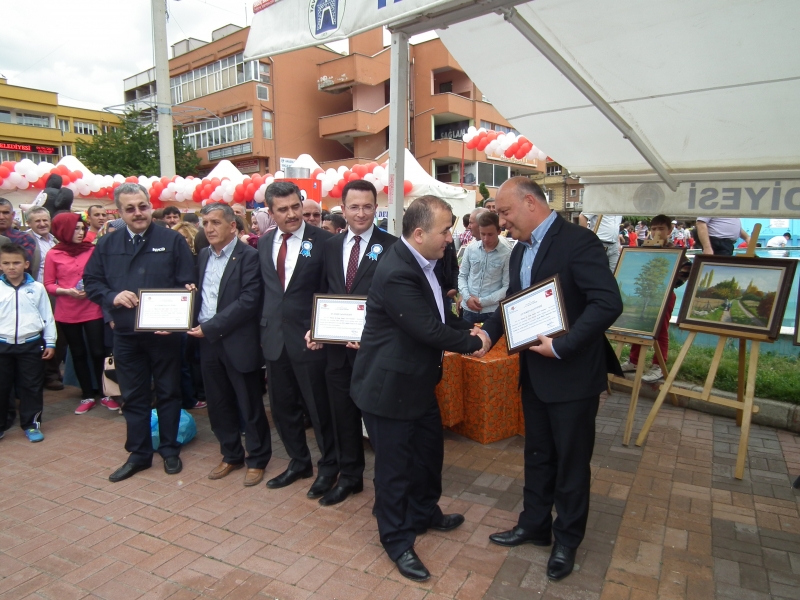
401;236;444;323
32;231;55;283
272;221;306;291
341;225;374;281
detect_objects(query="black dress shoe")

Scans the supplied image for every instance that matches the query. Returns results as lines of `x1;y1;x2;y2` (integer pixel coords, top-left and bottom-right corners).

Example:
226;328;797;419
430;513;465;532
164;456;182;475
395;548;430;582
319;481;363;506
547;543;576;581
489;526;551;547
306;475;338;499
109;462;151;482
266;467;313;489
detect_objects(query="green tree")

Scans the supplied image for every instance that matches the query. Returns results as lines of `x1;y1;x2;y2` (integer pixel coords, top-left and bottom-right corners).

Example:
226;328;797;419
478;182;490;203
76;110;200;177
757;291;775;320
633;256;671;317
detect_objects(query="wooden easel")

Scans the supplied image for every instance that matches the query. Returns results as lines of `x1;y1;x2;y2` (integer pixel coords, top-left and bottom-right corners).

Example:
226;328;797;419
607;331;677;446
635;225;764;480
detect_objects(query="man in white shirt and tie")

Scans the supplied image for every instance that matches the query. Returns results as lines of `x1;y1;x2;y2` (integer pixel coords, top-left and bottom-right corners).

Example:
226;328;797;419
306;180;397;507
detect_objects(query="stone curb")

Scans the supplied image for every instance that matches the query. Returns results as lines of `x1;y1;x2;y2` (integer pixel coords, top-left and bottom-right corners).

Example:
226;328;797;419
611;377;800;433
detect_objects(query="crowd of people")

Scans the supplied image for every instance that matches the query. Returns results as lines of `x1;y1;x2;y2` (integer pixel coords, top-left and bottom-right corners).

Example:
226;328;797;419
5;176;773;584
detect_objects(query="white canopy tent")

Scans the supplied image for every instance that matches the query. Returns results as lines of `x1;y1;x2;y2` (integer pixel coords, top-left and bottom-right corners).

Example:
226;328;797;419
246;0;800;222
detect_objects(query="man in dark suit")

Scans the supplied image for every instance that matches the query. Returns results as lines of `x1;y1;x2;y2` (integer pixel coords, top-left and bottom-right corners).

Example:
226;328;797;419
306;180;397;507
480;177;623;581
351;196;486;582
84;183;196;482
258;181;337;498
187;203;271;486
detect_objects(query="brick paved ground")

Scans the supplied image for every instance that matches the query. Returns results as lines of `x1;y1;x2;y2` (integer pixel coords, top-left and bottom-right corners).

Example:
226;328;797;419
1;387;799;599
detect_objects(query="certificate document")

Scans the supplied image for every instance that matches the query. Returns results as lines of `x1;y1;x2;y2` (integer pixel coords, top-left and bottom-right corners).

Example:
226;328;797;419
311;294;368;344
135;289;195;331
500;275;568;353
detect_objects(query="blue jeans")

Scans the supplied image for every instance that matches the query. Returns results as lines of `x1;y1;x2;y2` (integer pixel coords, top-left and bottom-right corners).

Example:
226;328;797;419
462;309;496;325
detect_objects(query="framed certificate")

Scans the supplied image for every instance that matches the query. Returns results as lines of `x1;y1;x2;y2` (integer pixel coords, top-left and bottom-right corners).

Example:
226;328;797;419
500;275;569;354
311;294;368;344
135;289;195;331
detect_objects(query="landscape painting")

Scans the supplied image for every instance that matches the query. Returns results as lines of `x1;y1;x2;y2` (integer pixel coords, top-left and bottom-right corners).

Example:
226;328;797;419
678;256;797;340
610;248;685;337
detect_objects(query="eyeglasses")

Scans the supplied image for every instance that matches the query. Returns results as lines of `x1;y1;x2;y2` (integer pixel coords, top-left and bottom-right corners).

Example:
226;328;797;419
303;212;321;218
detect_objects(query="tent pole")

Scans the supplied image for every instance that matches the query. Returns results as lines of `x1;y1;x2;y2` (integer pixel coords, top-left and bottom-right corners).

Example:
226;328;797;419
388;31;409;237
500;8;678;192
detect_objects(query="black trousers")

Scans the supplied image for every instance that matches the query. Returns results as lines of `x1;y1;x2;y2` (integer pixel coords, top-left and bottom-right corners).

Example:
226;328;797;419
44;295;66;385
266;347;337;476
113;332;182;465
59;319;105;398
325;362;365;486
519;376;599;549
0;340;45;431
362;404;445;562
199;338;272;469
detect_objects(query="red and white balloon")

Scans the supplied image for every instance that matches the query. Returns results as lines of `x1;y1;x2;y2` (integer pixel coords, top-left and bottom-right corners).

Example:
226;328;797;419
462;127;547;163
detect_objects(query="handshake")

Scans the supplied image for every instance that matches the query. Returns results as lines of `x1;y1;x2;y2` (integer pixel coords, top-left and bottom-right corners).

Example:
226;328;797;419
469;327;492;358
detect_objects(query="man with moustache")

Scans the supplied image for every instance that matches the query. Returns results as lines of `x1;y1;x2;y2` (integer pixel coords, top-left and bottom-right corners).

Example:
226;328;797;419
84;183;196;482
350;195;488;581
84;205;108;243
258;181;337;498
305;179;397;507
480;177;622;581
301;200;322;228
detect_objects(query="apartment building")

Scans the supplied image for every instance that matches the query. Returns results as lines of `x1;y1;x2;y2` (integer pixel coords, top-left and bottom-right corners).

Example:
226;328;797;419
531;160;584;221
316;30;544;194
123;24;353;176
0;77;119;164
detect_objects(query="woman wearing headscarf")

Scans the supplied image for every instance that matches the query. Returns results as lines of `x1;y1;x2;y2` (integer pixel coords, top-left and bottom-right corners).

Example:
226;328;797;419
43;212;119;414
247;208;277;249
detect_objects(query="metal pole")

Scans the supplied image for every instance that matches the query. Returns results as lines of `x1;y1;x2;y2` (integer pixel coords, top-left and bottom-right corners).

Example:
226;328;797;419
387;31;409;237
152;0;176;177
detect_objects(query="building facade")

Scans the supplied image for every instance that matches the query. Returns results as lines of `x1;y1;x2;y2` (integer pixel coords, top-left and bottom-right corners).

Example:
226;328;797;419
530;159;584;222
0;77;119;165
123;24;353;176
316;31;544;194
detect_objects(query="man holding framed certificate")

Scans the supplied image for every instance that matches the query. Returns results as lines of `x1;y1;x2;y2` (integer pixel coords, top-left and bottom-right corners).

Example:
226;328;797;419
307;180;397;507
84;183;196;482
480;178;623;582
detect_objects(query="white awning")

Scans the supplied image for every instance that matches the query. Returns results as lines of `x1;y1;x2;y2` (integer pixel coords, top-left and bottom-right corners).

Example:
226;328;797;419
436;0;800;216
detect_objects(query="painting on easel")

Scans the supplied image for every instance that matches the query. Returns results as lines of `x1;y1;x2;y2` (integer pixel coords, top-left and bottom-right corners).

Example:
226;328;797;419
609;247;686;337
678;255;797;340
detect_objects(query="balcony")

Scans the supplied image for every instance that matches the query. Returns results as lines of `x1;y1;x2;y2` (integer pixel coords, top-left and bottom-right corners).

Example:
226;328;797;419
319;104;389;141
428;92;475;121
0;122;62;144
317;49;390;92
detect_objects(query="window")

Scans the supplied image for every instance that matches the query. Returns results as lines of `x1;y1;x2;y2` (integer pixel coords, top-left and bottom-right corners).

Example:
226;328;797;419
433;119;470;141
17;113;50;128
480;120;518;136
0;150;13;162
476;161;509;187
61;145;72;157
0;110;11;124
547;190;554;203
257;85;269;101
184;110;254;151
58;119;70;132
546;165;562;176
170;52;267;104
74;121;98;135
20;152;57;164
259;62;271;84
438;81;453;94
262;111;273;139
570;189;576;197
208;142;251;161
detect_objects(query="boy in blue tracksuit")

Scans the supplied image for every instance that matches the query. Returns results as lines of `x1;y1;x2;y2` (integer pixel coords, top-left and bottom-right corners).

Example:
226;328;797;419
0;243;56;442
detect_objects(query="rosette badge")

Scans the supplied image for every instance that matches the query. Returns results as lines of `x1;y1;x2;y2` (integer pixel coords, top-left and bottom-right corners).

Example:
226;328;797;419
300;241;313;258
367;244;383;261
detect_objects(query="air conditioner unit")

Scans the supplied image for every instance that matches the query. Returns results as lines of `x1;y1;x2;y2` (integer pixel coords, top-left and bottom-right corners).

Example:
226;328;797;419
565;202;575;209
447;164;459;173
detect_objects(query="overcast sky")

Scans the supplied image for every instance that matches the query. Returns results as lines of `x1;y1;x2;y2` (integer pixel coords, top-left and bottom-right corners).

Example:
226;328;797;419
0;0;268;111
